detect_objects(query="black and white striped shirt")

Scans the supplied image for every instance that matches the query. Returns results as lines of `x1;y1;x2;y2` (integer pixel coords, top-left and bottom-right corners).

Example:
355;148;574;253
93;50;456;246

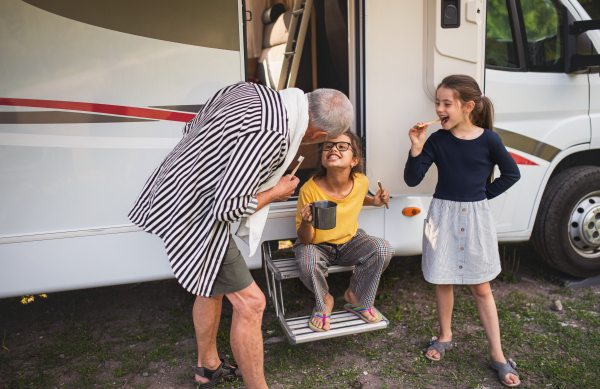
129;83;289;296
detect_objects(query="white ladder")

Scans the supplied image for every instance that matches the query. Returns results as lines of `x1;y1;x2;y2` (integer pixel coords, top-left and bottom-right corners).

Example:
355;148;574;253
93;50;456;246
276;0;314;90
262;241;389;345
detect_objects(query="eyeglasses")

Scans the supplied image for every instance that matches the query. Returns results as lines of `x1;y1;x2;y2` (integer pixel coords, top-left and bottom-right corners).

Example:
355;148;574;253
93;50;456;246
322;141;352;152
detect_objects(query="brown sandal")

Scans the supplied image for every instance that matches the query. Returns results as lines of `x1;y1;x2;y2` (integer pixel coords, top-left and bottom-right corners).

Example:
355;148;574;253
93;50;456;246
195;358;242;388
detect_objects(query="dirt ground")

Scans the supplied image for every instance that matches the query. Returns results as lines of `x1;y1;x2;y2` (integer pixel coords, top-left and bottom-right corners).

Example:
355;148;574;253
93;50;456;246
1;241;600;388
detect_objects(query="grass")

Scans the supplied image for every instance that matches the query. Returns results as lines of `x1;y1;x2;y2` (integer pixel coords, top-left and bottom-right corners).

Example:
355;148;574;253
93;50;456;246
1;241;600;388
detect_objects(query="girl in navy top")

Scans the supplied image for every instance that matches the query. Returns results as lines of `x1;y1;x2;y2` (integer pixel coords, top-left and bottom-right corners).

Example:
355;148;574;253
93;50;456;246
404;75;521;387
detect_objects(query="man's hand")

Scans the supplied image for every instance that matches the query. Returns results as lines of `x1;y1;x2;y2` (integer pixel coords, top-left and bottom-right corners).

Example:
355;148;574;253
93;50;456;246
255;175;300;213
300;203;313;223
271;175;300;202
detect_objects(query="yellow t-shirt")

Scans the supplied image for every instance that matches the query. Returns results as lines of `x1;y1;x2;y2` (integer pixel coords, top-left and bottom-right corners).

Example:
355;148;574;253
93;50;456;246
295;173;369;244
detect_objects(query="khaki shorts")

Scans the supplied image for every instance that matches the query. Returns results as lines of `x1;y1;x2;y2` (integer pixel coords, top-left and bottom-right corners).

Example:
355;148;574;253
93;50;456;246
210;236;254;297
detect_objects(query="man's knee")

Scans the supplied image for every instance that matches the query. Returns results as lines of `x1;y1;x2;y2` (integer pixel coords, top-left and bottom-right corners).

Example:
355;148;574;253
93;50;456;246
231;286;266;319
246;287;266;312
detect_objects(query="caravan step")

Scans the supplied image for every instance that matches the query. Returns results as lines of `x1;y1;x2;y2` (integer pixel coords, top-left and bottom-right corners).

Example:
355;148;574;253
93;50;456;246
268;258;355;280
279;311;389;345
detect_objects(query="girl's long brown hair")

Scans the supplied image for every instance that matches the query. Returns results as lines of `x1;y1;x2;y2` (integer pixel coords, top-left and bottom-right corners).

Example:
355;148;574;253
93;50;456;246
437;74;495;183
312;130;365;180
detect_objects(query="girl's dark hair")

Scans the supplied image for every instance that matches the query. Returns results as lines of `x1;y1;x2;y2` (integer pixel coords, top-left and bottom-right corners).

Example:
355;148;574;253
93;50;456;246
312;130;365;180
437;74;496;182
437;74;494;131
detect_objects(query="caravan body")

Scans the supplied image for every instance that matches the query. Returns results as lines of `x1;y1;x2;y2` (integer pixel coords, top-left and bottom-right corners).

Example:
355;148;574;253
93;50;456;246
1;0;600;298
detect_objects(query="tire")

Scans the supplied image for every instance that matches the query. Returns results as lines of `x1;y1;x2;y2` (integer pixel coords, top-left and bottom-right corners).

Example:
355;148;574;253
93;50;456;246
532;166;600;277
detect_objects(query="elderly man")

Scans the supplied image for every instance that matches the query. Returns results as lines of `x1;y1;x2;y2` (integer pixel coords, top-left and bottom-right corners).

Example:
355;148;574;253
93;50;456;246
129;82;353;389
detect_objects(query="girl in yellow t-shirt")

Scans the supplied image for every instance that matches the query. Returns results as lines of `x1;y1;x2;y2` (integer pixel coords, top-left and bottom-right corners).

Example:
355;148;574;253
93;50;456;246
293;130;394;332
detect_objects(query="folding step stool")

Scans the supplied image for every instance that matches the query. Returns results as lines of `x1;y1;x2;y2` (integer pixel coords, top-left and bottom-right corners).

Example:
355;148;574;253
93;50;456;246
262;241;389;345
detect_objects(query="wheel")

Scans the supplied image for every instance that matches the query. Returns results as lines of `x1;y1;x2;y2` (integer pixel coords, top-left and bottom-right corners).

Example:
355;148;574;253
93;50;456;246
532;166;600;277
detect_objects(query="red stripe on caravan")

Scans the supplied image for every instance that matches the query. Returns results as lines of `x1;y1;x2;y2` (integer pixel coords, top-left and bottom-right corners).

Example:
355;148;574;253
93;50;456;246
0;98;196;122
509;152;538;166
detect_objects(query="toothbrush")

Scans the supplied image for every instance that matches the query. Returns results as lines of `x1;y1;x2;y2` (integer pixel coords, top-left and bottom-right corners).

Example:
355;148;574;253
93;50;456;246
290;156;304;177
378;181;389;209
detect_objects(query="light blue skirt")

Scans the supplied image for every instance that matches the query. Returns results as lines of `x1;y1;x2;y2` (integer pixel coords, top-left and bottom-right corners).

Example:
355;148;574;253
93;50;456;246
422;198;501;285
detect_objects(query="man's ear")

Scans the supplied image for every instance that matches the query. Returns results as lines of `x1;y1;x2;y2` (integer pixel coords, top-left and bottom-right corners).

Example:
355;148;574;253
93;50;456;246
310;130;329;140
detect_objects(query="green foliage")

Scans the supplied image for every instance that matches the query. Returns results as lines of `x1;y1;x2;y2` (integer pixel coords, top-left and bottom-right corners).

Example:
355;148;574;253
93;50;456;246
520;0;560;41
486;0;512;40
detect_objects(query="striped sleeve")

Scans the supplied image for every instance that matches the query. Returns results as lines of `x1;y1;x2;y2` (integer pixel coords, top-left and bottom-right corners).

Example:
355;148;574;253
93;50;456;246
212;130;287;222
182;83;244;136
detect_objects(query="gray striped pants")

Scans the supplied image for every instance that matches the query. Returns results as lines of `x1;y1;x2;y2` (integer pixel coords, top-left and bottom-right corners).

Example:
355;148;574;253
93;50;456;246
292;229;394;312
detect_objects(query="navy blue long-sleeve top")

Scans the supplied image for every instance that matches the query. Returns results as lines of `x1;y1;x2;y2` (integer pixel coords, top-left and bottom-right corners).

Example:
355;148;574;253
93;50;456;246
404;129;520;201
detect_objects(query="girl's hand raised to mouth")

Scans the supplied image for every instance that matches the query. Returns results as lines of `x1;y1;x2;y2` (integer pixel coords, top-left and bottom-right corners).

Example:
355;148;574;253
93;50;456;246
409;123;428;157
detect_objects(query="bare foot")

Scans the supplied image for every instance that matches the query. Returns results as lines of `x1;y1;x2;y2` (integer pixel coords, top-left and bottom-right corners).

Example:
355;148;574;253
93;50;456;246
311;293;334;330
425;334;452;360
195;374;209;384
503;372;520;386
344;289;378;322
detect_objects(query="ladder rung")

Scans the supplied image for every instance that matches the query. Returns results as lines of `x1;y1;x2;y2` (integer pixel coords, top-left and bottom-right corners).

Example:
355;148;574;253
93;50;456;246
268;256;355;280
286;311;356;323
287;312;358;330
293;9;304;15
284;52;295;57
278;311;389;344
293;319;367;335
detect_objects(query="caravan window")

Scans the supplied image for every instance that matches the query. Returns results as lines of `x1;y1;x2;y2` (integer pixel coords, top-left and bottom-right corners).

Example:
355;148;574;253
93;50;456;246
486;0;520;69
519;0;564;72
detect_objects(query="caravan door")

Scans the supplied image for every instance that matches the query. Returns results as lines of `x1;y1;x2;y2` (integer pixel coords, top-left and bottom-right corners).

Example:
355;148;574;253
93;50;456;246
485;0;591;236
0;0;247;298
362;0;486;253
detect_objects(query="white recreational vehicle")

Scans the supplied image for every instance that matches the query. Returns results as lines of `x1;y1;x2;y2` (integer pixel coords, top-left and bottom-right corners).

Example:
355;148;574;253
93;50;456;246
1;0;600;340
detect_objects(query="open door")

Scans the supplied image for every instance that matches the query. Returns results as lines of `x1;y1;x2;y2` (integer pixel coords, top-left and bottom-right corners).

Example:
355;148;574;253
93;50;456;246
364;0;486;195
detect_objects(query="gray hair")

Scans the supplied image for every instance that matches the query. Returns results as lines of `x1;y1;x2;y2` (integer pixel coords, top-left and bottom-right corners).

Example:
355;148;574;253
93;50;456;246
306;89;354;137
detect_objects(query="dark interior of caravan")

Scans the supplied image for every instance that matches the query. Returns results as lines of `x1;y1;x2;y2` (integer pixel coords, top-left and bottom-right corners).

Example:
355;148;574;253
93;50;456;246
245;0;351;197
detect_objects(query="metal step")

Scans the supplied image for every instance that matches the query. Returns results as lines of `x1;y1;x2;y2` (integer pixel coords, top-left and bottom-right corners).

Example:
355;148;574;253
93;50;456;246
269;257;355;280
263;241;384;344
279;311;389;345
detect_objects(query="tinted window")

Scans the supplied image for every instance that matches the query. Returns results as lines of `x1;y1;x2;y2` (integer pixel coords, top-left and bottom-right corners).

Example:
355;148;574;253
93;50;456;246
520;0;564;72
486;0;520;68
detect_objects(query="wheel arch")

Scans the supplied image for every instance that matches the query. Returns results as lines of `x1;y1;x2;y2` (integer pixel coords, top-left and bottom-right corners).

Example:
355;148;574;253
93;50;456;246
549;148;600;180
526;144;592;234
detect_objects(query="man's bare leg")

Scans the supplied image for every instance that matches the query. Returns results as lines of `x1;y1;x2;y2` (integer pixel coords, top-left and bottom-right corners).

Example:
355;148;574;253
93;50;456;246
226;281;268;389
193;294;224;384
